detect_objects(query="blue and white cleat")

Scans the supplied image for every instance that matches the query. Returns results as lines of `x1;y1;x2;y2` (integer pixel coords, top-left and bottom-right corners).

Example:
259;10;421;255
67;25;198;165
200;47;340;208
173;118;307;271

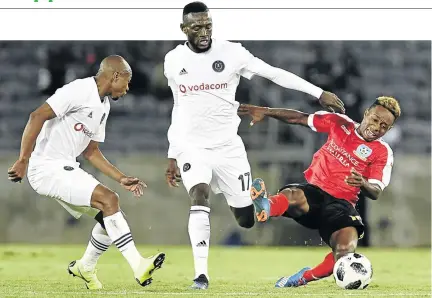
275;267;311;288
190;274;209;290
250;178;271;222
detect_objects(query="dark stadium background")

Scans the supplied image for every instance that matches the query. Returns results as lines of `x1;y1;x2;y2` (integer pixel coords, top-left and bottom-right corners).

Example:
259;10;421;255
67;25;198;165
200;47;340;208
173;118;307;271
0;40;430;249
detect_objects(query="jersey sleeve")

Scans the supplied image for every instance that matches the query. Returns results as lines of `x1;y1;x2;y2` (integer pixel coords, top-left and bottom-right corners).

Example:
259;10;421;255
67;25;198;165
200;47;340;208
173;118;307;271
167;132;180;159
366;143;394;190
166;76;181;159
46;81;84;118
163;51;173;80
163;52;181;158
235;44;257;80
307;111;341;133
235;43;323;98
92;112;109;143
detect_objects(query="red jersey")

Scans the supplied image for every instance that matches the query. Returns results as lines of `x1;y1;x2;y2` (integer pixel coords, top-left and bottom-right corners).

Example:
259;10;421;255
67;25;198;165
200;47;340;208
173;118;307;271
304;111;394;205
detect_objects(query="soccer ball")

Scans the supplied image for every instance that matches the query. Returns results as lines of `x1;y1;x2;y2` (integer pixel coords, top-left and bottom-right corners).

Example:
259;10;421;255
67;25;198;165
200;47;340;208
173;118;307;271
333;252;373;290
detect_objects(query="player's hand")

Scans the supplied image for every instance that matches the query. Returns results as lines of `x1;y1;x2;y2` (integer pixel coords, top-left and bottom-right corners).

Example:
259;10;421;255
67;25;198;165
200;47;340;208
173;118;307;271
238;104;267;126
319;91;345;114
120;176;147;197
165;158;182;187
8;159;28;183
345;168;365;187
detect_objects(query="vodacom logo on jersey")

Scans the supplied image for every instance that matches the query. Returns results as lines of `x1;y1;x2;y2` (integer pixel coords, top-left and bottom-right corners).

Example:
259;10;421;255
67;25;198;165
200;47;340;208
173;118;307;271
74;123;95;138
179;82;228;93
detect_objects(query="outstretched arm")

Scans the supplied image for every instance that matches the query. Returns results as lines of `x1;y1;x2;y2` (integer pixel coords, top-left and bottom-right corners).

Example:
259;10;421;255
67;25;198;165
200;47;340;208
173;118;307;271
264;108;310;126
239;104;339;135
246;60;324;99
238;104;309;127
239;50;345;113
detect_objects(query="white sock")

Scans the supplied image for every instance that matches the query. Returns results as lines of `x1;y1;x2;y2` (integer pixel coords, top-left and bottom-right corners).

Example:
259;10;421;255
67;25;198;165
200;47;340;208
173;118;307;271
80;223;112;270
188;206;210;280
103;211;142;272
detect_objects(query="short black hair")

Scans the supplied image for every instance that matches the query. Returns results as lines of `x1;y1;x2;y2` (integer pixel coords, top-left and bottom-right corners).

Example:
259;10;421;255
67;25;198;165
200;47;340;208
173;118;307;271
183;1;208;16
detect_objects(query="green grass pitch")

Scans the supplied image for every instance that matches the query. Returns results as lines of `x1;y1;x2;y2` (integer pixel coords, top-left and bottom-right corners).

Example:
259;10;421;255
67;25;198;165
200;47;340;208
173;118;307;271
0;245;430;297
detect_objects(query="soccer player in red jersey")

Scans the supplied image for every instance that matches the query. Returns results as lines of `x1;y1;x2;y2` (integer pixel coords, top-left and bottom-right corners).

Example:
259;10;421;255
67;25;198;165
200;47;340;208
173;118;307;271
238;96;401;288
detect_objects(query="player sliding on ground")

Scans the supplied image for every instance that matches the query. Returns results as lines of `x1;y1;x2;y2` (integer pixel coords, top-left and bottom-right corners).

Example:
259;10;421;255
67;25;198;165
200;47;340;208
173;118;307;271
163;1;345;290
7;55;165;290
238;96;400;288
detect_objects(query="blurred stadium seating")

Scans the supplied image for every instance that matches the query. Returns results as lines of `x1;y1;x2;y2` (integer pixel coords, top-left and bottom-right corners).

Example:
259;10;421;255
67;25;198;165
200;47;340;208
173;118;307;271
0;41;429;155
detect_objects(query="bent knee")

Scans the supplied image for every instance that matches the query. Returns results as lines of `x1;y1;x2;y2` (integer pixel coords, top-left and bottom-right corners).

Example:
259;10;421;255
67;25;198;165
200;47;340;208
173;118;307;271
91;186;120;215
237;217;255;229
102;192;120;214
280;188;309;216
106;191;120;206
280;188;307;206
231;205;255;229
334;243;356;260
189;183;210;206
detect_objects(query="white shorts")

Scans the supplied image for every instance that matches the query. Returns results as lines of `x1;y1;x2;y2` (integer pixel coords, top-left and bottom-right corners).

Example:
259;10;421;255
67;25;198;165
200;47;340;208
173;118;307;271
176;138;253;208
27;157;100;219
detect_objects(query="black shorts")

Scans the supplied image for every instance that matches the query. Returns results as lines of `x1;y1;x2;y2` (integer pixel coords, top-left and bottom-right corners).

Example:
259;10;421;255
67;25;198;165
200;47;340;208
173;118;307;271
279;183;365;246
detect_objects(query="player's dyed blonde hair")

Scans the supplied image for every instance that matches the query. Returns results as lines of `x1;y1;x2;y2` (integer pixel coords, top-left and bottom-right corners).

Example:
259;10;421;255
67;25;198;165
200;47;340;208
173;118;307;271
370;96;401;121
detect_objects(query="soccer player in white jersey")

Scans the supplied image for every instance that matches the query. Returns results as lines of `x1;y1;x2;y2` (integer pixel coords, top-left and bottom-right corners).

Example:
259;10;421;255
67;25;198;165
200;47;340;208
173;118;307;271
163;2;346;290
7;55;165;290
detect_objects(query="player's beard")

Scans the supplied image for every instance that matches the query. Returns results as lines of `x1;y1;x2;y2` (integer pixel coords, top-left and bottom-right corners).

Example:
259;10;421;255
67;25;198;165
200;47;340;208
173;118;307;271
188;36;212;53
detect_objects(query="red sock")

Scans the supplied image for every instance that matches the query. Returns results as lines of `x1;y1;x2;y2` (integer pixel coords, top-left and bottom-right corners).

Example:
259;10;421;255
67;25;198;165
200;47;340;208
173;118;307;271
269;193;289;216
303;252;335;282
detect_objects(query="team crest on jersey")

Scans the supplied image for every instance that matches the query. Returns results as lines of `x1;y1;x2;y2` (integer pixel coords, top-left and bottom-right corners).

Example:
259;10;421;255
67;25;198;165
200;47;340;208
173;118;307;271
212;60;225;73
354;144;372;160
183;163;191;172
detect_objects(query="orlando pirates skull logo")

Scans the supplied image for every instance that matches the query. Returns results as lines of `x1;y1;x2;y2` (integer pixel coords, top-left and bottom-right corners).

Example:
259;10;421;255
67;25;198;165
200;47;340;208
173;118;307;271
212;60;225;73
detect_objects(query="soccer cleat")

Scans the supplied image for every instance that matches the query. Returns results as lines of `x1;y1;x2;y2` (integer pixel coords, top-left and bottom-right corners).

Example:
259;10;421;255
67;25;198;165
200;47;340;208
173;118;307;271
68;260;103;290
190;274;209;290
250;178;271;222
134;252;166;287
275;267;311;288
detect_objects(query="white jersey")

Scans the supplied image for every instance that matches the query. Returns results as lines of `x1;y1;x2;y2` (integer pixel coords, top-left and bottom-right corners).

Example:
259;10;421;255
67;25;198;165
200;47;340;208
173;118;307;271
164;39;323;158
31;77;110;162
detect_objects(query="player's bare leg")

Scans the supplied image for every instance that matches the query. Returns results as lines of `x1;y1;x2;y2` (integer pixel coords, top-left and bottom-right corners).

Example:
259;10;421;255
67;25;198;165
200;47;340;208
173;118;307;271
250;178;309;222
229;205;255;229
276;227;359;288
188;183;211;290
330;226;359;260
90;184;165;287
